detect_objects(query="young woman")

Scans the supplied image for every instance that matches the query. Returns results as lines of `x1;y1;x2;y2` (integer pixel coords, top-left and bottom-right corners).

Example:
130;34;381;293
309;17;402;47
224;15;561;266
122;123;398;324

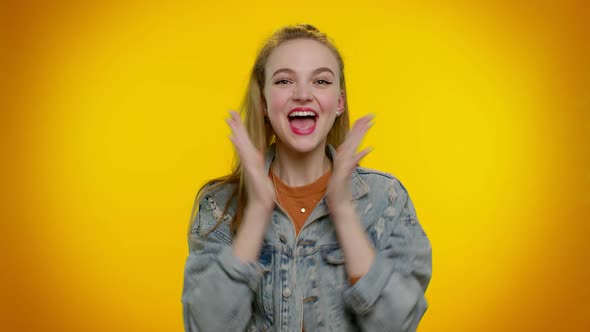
182;24;432;332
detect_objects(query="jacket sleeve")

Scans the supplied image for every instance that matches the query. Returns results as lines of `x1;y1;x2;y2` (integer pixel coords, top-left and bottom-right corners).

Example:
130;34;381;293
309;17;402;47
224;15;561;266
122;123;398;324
342;179;432;332
181;192;265;332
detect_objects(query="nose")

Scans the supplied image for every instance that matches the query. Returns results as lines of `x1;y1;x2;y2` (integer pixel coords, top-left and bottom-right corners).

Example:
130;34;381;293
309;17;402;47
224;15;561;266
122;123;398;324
292;83;313;102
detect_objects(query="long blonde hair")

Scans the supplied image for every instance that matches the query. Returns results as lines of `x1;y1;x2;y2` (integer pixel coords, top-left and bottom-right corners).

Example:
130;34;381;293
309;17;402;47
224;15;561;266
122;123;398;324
191;24;351;236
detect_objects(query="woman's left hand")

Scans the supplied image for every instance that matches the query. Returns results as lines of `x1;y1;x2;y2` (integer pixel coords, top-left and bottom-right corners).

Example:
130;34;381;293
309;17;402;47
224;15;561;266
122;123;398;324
326;114;374;214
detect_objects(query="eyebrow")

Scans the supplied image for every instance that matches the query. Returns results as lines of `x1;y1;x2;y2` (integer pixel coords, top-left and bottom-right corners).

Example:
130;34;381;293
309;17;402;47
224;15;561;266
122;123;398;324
271;67;335;78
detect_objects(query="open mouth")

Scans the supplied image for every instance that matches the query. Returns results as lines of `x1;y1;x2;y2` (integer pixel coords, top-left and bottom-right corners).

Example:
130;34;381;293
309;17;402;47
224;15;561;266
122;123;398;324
288;109;317;135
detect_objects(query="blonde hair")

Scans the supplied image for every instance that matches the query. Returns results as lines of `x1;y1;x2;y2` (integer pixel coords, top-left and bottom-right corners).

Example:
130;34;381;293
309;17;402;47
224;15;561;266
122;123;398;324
191;24;350;236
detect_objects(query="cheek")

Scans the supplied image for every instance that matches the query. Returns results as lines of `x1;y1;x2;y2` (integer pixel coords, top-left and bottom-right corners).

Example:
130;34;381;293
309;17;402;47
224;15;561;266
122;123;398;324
267;90;290;111
318;92;339;109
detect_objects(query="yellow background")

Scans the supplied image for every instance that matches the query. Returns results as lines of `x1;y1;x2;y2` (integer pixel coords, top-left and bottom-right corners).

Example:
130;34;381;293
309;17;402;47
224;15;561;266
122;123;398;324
3;1;589;331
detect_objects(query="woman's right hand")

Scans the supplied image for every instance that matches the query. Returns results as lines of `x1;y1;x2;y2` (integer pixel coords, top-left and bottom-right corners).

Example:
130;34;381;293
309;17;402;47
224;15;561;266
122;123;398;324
226;110;276;214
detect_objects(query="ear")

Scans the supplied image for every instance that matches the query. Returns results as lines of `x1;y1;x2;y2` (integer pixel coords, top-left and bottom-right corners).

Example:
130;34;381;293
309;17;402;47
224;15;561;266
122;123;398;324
337;91;345;115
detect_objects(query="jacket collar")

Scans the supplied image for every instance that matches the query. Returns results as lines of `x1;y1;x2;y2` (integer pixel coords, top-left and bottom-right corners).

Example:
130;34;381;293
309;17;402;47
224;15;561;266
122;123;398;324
263;143;369;202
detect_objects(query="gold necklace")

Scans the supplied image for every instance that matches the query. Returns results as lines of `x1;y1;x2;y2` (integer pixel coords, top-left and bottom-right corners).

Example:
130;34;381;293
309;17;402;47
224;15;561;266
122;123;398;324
271;169;309;213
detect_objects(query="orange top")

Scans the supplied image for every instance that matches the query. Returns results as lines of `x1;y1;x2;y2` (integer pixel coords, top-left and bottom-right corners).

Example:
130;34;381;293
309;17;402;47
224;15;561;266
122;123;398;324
270;168;331;235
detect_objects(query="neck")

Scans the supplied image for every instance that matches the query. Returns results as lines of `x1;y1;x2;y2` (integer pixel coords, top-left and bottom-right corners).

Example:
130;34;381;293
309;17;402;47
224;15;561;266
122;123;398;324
272;141;331;187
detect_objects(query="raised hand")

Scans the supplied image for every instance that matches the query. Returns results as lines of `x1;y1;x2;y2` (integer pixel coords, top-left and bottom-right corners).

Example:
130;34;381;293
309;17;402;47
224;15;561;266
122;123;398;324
326;114;374;214
225;110;276;214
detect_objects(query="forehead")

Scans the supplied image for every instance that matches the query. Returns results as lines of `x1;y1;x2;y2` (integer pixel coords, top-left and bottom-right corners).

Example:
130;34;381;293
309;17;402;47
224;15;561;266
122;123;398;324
265;39;339;76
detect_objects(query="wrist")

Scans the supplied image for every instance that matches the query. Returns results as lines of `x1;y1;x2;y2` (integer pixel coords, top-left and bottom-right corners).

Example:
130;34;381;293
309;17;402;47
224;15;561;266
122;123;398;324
245;201;274;219
329;202;355;221
326;188;353;214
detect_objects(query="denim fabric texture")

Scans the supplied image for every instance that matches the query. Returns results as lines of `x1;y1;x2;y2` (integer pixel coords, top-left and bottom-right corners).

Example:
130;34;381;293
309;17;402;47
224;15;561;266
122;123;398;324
182;144;432;332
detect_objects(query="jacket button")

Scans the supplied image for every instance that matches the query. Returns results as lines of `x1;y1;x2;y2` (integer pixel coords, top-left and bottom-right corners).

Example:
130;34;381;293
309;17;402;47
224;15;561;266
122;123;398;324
282;287;291;298
279;234;287;243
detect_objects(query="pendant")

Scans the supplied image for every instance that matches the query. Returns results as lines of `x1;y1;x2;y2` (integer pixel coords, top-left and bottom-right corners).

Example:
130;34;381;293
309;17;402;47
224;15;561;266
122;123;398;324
300;208;305;213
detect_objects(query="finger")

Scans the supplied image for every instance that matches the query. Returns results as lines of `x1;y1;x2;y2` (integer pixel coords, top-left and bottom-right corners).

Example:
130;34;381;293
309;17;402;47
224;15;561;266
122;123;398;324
351;113;374;129
228;133;245;158
225;112;239;132
352;114;374;133
226;111;264;171
226;113;250;159
358;113;375;124
348;114;374;141
227;111;243;133
228;134;237;149
342;115;374;154
230;112;256;149
227;111;256;153
353;146;373;166
226;116;242;145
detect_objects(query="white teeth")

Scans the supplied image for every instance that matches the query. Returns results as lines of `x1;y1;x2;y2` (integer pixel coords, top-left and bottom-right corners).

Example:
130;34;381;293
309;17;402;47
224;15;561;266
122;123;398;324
289;111;316;117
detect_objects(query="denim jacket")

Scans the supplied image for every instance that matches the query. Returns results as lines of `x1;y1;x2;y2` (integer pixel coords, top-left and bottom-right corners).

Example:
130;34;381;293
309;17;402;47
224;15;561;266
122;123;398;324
182;144;432;331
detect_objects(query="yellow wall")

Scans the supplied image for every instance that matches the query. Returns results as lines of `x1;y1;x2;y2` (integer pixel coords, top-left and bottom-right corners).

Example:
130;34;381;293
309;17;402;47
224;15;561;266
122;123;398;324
3;1;589;331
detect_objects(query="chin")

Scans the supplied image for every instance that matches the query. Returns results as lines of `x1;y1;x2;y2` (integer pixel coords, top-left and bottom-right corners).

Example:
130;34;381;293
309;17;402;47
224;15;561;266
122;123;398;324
280;136;326;155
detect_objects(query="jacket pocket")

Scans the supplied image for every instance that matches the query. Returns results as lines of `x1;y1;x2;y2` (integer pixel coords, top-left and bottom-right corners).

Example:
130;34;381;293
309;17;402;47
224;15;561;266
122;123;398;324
320;245;354;331
320;245;347;291
255;245;274;325
321;246;345;265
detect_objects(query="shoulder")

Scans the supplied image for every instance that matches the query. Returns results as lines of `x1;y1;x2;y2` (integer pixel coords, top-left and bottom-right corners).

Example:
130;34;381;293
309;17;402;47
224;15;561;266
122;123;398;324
355;166;395;179
353;167;424;248
192;180;238;234
354;166;410;200
198;180;238;211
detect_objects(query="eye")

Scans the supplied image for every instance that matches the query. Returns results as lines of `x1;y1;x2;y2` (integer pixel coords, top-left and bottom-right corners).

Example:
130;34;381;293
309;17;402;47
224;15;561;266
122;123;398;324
315;79;333;85
274;79;291;85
